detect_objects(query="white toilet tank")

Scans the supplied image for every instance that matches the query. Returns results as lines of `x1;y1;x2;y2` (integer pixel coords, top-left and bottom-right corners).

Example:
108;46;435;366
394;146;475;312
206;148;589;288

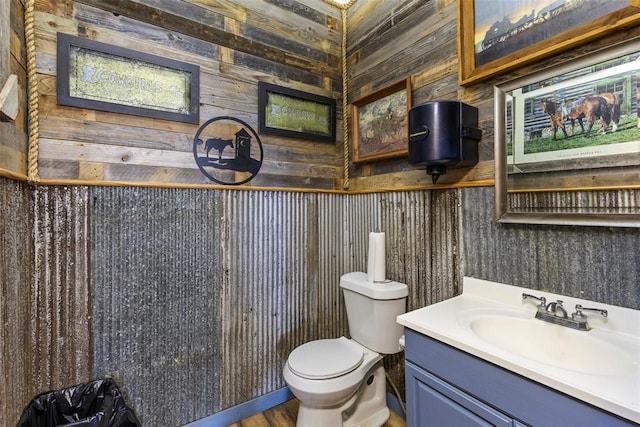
339;272;408;354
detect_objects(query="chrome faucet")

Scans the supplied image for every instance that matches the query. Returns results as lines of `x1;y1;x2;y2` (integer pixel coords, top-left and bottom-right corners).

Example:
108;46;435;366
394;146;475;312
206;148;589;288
545;300;568;319
522;293;607;331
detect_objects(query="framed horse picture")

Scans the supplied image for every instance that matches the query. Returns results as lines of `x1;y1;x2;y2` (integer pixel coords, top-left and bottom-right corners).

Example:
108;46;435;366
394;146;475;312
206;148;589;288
496;38;640;189
494;38;640;227
458;0;640;86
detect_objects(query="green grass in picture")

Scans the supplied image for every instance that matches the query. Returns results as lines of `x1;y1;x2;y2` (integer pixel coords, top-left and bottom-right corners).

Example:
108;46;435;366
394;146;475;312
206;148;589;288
524;115;640;154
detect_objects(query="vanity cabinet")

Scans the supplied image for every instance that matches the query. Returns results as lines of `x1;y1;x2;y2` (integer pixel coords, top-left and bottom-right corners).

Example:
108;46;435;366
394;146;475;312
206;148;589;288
404;329;634;427
405;362;523;426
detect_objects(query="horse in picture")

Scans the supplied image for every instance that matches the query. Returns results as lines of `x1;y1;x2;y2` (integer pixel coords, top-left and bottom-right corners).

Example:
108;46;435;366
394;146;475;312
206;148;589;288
540;100;568;140
597;92;622;132
563;96;611;137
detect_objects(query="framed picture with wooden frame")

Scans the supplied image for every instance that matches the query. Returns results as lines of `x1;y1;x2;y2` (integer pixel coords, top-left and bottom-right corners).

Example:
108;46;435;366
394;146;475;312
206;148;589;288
351;78;412;164
457;0;640;86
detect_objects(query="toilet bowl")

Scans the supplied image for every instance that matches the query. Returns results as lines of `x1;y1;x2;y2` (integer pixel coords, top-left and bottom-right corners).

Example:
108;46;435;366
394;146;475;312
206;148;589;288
283;272;408;427
283;338;388;426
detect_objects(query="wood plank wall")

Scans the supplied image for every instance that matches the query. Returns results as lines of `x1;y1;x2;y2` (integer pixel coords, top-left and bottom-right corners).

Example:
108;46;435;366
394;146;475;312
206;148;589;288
0;0;27;177
31;0;344;190
345;0;493;191
9;0;640;191
345;0;640;192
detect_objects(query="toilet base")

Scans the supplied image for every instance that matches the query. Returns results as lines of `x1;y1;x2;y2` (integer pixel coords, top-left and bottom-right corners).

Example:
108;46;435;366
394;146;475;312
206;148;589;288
296;405;344;427
343;364;389;427
295;364;389;427
295;405;389;427
345;407;389;427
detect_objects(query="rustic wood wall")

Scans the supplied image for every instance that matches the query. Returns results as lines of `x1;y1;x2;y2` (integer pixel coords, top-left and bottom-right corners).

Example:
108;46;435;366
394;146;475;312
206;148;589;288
345;0;493;191
345;0;640;192
31;0;344;190
0;0;27;177
9;0;640;192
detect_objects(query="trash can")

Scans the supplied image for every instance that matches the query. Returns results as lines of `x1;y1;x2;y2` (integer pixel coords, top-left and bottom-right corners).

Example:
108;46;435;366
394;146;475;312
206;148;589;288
17;378;141;427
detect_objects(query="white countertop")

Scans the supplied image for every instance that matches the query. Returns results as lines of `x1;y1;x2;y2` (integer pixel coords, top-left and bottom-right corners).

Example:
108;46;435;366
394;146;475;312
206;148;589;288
397;277;640;423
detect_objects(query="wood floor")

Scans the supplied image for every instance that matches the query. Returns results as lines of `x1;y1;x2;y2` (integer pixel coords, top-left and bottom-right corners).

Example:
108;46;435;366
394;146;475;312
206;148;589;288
227;398;406;427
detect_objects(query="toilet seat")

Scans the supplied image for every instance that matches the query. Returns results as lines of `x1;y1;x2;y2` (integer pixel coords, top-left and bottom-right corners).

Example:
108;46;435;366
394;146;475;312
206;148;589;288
288;337;364;380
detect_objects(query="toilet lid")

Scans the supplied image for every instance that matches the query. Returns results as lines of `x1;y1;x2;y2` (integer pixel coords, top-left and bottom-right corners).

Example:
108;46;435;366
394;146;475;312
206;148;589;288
288;337;364;380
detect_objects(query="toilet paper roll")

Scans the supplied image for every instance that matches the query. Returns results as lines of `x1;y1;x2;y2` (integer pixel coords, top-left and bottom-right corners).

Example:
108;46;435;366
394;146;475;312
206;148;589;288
366;231;386;282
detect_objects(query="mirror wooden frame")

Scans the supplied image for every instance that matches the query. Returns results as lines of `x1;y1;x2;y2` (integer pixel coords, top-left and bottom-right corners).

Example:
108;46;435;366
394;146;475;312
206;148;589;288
494;39;640;228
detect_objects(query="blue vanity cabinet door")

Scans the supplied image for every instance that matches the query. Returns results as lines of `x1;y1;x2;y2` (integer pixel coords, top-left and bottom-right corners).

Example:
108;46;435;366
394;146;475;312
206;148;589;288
406;361;515;427
404;329;635;426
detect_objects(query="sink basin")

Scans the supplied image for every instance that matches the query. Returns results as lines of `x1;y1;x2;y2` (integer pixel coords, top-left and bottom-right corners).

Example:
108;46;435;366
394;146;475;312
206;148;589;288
461;309;639;376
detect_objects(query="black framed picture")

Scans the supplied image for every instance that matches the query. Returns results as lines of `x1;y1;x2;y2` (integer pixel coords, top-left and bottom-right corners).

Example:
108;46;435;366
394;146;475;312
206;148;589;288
56;32;200;124
258;81;336;143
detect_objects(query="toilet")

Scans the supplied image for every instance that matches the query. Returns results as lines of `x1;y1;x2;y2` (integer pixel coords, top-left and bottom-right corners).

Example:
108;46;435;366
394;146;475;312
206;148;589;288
283;271;408;427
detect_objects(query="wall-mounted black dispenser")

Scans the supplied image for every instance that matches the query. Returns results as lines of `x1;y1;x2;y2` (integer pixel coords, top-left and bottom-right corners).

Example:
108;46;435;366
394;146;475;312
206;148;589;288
408;101;482;184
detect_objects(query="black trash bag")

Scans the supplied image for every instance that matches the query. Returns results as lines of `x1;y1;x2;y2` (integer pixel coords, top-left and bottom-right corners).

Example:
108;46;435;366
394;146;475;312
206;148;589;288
16;378;141;427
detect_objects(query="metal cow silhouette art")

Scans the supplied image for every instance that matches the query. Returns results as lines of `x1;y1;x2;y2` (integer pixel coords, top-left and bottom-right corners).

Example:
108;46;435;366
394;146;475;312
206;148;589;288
193;116;263;186
198;137;234;159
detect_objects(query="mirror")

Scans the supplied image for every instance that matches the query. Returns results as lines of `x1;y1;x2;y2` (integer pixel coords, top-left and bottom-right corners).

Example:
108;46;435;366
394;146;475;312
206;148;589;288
494;39;640;227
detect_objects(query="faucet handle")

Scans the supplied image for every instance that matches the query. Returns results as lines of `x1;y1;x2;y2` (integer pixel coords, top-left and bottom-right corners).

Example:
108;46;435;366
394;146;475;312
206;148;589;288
522;293;546;307
572;304;608;320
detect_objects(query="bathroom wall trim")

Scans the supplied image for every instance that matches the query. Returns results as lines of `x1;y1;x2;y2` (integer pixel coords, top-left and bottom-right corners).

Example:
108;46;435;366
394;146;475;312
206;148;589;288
184;387;406;425
6;174;495;194
387;392;406;420
184;387;294;426
0;166;27;182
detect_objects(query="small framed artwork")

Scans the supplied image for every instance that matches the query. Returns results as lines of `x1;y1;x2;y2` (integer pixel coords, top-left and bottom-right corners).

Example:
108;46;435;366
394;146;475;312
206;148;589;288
351;78;412;163
258;82;336;143
458;0;640;86
56;32;200;124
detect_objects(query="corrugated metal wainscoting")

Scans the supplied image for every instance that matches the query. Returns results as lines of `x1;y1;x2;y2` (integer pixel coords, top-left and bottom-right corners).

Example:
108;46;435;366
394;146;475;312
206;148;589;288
462;186;640;309
32;185;92;389
89;187;461;426
90;187;223;424
1;177;35;425
5;182;639;427
1;180;91;427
